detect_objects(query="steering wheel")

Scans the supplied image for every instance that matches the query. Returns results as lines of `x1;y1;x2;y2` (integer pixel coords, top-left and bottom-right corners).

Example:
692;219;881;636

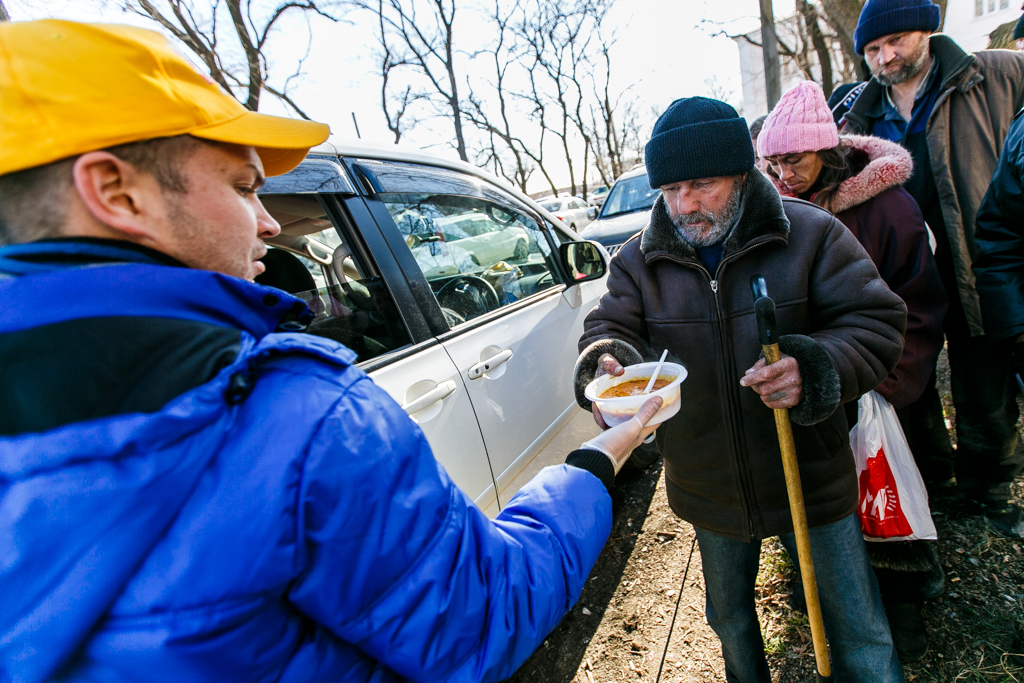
435;275;501;317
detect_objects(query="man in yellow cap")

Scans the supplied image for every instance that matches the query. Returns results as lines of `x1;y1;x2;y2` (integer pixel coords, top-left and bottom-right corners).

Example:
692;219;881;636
0;20;660;683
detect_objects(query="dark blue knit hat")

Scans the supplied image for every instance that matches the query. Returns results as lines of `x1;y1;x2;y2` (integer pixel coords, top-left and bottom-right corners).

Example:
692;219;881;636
854;0;940;54
1013;12;1024;41
644;97;754;189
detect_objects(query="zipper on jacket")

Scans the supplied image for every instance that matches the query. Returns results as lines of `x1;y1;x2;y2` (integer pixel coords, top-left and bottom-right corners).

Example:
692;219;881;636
654;235;781;540
692;260;756;539
712;244;772;540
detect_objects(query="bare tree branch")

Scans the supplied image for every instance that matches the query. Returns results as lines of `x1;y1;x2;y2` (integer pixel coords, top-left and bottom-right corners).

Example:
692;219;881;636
125;0;344;114
352;0;469;160
588;32;642;186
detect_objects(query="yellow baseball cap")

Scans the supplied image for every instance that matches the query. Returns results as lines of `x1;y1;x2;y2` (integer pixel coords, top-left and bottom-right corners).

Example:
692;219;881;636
0;20;330;177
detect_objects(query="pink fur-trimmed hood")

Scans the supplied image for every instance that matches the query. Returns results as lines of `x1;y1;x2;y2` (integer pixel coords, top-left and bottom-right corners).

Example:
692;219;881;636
769;134;914;214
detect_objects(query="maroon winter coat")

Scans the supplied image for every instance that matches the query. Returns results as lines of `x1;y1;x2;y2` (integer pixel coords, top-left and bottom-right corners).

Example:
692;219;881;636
772;135;947;409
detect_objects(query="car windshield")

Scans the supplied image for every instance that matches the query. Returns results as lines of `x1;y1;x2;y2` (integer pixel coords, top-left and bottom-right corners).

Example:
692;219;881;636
540;200;562;212
599;175;660;218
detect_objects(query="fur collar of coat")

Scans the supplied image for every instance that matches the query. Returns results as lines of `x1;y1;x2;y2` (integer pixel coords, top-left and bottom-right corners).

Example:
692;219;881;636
639;167;791;262
769;134;913;215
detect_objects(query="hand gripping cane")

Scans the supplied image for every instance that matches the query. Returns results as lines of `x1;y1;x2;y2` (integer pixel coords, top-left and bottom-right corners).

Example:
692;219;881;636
751;275;833;682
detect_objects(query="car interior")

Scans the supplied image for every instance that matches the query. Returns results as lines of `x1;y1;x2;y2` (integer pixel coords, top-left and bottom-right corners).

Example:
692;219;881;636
381;193;560;326
256;194;411;363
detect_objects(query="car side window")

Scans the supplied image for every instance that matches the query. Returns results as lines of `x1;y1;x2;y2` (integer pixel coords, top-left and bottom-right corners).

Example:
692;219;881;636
257;194;411;363
381;192;560;327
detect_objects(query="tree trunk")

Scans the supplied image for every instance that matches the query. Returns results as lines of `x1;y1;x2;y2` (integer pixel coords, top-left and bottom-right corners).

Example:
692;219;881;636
442;12;468;162
760;0;781;109
0;1;10;21
225;0;262;111
819;0;861;80
799;0;833;97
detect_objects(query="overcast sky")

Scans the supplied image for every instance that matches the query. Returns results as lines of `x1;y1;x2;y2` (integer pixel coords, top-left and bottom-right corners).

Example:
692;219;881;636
14;0;793;192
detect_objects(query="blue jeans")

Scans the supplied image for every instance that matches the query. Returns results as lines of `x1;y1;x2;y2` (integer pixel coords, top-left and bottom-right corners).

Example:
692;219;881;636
694;513;903;683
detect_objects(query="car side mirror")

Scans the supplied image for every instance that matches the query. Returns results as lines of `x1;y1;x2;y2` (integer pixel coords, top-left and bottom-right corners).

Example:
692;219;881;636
559;240;607;284
587;207;598;220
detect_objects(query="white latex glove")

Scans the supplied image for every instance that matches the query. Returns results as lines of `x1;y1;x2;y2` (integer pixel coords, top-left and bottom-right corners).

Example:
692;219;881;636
581;396;663;474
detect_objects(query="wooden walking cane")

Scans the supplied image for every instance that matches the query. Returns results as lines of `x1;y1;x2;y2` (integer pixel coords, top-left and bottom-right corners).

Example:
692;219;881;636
751;275;833;682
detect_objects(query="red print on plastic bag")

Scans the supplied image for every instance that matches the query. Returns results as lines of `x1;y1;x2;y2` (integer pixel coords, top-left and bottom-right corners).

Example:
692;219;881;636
858;447;913;538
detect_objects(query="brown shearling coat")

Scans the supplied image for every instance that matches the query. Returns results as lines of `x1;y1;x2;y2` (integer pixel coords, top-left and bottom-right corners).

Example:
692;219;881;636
574;170;906;540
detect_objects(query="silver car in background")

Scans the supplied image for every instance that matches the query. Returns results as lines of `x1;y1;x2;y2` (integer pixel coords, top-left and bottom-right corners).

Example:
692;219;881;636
539;196;598;232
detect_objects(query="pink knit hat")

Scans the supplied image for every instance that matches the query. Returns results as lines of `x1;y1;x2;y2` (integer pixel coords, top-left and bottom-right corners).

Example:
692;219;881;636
757;81;839;158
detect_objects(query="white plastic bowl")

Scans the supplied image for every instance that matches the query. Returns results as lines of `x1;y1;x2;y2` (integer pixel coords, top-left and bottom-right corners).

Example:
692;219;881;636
584;361;687;427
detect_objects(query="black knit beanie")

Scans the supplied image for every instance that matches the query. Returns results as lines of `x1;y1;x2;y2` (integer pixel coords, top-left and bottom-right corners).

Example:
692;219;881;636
854;0;940;54
644;97;754;190
1014;12;1024;41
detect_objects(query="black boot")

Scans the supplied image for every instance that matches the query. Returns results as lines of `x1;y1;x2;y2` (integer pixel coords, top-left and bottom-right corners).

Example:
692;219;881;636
985;503;1024;539
867;540;944;599
884;599;928;663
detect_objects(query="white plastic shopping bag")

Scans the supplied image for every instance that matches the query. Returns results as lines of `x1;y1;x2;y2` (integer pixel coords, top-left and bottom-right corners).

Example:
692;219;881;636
849;391;937;542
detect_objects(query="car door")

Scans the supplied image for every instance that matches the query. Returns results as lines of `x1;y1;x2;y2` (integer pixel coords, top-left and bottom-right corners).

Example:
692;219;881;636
352;158;604;508
258;160;501;515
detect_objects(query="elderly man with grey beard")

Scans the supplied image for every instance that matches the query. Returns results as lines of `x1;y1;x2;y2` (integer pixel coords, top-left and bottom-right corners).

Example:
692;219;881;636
572;97;909;682
840;0;1024;544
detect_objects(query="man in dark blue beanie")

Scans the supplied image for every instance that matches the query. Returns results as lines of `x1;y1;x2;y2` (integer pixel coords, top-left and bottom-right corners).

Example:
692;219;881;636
842;0;1024;549
573;96;907;682
853;0;940;57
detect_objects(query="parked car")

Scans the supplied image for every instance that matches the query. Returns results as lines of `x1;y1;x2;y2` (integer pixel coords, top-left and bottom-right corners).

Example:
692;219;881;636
579;165;659;255
538;195;598;232
256;142;610;517
589;184;610;208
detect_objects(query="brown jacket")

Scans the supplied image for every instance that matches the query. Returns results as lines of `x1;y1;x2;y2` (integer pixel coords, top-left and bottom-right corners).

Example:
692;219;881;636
574;170;906;540
843;35;1024;336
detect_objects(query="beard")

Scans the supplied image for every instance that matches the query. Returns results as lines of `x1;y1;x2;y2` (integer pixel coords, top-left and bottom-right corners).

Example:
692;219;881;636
871;39;930;86
670;179;744;248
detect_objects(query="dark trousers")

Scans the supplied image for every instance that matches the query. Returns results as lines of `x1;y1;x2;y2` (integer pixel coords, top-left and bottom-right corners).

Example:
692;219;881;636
897;282;1022;503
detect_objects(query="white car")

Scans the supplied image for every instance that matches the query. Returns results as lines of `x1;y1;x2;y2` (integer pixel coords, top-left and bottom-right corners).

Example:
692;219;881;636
257;142;610;517
539;196;598;232
434;212;530;266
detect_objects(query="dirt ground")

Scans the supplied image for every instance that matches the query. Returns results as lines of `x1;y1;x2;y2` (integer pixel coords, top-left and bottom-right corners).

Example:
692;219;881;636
506;352;1024;683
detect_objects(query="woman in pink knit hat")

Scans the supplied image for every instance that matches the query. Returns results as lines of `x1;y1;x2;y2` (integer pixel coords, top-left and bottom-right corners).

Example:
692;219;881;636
758;79;947;663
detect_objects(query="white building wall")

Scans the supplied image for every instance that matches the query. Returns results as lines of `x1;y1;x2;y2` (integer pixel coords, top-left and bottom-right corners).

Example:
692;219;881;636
944;0;1019;52
734;28;818;123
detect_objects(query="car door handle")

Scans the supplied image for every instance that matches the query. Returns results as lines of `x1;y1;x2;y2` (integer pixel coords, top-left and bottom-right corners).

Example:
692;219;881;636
467;349;513;380
400;380;457;415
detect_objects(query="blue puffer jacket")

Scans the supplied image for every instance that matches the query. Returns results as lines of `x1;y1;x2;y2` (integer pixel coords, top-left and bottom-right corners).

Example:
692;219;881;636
0;241;612;683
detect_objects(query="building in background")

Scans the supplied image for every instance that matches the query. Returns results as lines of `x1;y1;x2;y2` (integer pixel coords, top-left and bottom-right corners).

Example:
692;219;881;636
733;14;858;123
735;24;810;123
945;0;1020;50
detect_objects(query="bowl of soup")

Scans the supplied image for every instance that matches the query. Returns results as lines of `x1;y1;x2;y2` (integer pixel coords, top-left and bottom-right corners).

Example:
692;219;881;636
584;361;687;428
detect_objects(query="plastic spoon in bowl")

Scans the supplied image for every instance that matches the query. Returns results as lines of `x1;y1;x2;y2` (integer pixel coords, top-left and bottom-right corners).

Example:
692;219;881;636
643;349;669;395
